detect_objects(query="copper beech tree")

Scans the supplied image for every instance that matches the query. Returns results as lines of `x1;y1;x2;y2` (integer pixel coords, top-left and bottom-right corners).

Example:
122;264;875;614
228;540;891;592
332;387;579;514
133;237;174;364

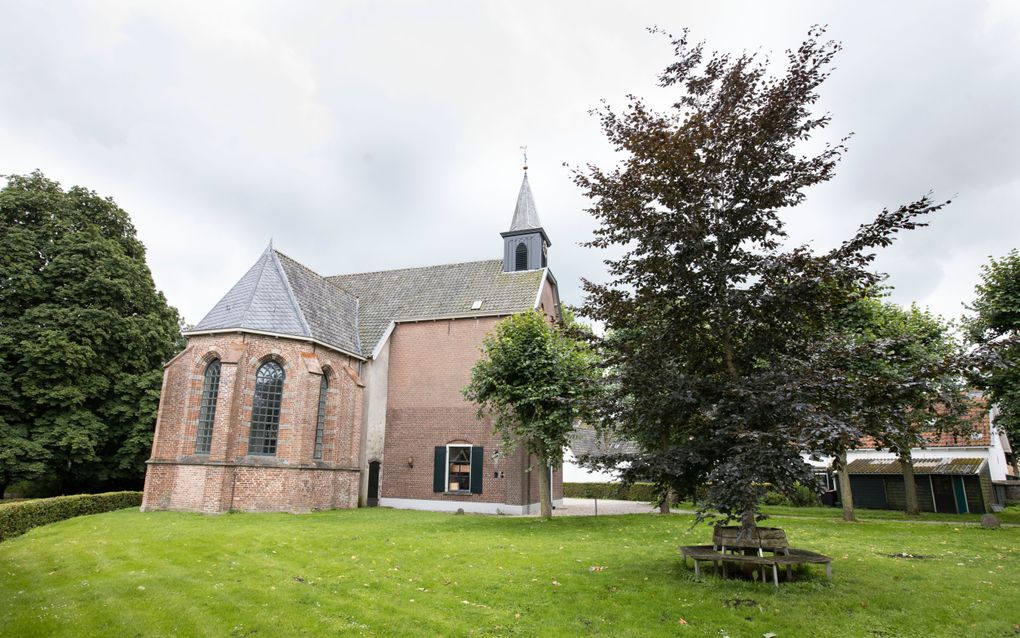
574;28;954;532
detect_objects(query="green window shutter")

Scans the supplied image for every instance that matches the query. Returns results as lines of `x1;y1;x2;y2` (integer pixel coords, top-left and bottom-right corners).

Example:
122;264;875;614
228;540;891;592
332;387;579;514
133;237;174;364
470;446;483;494
433;446;446;493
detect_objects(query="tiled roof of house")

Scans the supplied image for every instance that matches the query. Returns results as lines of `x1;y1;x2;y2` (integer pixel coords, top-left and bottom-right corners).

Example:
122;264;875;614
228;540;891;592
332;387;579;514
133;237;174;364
189;247;362;357
845;457;986;476
859;398;992;449
568;427;640;458
329;259;546;355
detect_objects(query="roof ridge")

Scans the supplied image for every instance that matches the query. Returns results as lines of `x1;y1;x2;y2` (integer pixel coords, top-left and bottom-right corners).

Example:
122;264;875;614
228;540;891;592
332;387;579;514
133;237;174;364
268;249;312;337
276;248;364;296
239;247;272;328
328;258;503;279
275;248;362;354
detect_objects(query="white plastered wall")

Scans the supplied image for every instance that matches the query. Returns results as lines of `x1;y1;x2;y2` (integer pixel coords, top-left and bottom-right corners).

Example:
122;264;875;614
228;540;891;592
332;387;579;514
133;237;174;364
358;335;391;505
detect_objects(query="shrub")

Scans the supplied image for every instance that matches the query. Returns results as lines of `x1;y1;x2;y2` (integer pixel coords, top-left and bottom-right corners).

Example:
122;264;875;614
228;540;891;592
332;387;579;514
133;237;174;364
563;482;658;502
5;476;62;499
762;482;821;507
0;492;142;542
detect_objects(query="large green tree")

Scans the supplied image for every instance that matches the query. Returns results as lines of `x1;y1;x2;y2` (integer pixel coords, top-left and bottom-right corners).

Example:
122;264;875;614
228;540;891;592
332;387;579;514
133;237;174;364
815;298;969;518
966;249;1020;468
573;28;950;532
463;311;600;519
0;171;182;496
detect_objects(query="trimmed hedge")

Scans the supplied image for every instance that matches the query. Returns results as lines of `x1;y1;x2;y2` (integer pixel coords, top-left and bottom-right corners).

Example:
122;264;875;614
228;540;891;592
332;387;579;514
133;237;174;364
563;482;658;502
0;491;142;542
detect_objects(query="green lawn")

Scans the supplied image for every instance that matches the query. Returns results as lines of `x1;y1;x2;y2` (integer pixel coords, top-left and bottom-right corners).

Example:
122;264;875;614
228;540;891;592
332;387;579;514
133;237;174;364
1;508;1017;637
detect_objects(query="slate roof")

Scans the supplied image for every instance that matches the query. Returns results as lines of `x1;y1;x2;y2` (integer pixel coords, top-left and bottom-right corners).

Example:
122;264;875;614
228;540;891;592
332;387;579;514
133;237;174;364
190;246;547;359
509;173;542;232
845;457;986;476
568;427;640;458
275;252;362;356
329;259;546;355
189;246;362;357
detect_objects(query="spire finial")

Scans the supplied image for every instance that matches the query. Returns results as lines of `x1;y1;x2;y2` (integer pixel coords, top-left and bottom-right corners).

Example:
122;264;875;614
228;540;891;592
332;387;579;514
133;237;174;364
520;145;528;171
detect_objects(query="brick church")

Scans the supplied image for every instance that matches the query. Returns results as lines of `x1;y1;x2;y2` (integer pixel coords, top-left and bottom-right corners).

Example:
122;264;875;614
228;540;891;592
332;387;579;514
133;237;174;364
141;172;563;515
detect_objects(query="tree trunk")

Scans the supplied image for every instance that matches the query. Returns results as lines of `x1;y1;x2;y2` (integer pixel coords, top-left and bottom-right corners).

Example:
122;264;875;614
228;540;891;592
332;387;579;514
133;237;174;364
902;452;919;516
740;508;757;539
0;479;8;501
836;450;857;522
538;457;552;520
658;489;672;514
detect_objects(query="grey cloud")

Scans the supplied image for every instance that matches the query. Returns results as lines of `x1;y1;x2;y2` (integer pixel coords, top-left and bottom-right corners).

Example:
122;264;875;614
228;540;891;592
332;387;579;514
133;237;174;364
0;0;1016;326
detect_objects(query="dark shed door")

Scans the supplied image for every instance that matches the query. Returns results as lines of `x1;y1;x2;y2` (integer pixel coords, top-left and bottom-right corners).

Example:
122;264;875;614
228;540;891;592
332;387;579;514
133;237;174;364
851;476;888;509
367;461;380;507
930;475;958;513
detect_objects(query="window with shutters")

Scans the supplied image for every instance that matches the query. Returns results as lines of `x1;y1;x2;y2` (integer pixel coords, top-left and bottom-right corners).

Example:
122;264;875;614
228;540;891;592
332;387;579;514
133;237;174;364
312;374;328;460
194;359;221;454
515;242;528;271
248;360;285;456
447;445;472;493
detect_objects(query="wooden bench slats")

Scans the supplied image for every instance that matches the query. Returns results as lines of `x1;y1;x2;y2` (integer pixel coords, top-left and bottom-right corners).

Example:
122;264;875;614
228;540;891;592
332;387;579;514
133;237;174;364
679;543;833;587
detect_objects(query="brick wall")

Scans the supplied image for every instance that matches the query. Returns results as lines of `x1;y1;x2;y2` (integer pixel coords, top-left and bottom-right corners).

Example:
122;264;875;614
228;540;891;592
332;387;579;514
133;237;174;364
380;303;563;509
142;332;363;513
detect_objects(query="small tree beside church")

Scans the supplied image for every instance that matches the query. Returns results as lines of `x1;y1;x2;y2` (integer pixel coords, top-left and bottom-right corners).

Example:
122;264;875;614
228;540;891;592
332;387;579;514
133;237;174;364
463;310;600;519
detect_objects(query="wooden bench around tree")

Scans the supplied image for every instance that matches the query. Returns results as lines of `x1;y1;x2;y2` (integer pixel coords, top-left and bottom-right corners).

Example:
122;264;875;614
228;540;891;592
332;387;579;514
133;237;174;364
679;526;832;587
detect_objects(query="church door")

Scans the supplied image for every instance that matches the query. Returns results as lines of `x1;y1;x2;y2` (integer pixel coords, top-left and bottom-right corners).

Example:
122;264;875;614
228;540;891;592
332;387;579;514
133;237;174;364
367;461;380;507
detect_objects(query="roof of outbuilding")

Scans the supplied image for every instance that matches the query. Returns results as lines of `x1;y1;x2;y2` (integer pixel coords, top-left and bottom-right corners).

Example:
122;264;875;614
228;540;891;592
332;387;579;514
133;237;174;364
845;457;986;476
189;247;363;357
328;259;546;355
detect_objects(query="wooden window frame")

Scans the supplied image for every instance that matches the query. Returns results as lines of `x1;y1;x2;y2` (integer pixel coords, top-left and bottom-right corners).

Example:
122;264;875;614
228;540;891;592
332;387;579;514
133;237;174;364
445;444;472;494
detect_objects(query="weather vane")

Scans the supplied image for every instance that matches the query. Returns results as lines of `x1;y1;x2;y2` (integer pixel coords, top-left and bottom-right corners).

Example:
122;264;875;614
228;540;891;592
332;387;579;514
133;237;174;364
520;145;528;171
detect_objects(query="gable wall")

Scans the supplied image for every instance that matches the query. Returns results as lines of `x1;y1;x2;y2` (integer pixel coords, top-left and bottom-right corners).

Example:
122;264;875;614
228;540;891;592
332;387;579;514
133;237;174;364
378;274;563;512
382;317;518;506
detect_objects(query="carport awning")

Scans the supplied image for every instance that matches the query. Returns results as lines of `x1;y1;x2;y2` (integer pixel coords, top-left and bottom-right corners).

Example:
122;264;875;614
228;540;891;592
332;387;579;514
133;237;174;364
845;457;984;476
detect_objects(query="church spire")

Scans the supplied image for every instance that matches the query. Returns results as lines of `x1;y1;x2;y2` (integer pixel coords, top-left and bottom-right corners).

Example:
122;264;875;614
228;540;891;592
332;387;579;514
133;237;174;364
508;172;543;232
501;164;550;272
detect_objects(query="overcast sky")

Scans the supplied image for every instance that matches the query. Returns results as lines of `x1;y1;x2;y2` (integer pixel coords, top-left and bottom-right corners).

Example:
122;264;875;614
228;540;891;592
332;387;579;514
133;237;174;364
2;1;1018;328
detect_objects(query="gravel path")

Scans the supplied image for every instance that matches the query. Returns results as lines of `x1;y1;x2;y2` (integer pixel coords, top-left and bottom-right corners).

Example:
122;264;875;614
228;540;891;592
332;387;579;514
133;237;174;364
551;497;672;516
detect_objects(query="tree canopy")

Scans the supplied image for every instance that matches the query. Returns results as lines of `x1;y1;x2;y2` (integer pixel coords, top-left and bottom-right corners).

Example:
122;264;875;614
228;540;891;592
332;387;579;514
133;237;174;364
0;171;183;495
966;249;1020;458
573;28;950;529
463;310;600;518
812;297;970;517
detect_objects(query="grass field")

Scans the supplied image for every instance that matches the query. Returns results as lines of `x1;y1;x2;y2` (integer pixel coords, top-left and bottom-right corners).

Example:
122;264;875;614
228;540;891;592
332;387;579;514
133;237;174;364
1;507;1017;637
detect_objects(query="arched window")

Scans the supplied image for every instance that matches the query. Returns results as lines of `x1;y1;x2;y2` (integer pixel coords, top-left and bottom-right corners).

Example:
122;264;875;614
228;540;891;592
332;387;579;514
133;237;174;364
312;375;328;460
195;359;221;454
515;242;528;271
249;360;285;456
